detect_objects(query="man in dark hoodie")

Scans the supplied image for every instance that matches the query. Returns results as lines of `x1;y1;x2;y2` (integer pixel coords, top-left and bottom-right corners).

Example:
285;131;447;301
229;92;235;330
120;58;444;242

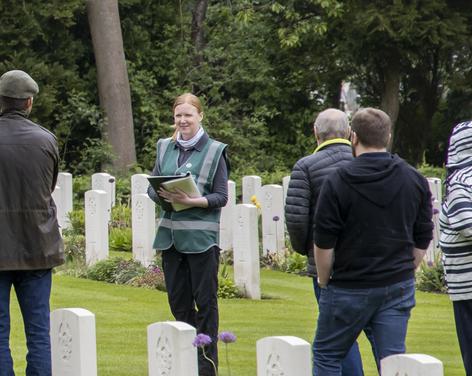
312;108;433;375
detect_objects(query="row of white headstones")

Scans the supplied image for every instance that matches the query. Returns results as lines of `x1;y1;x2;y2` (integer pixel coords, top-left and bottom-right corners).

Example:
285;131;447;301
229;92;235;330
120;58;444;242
51;308;444;376
52;173;443;302
51;174;444;375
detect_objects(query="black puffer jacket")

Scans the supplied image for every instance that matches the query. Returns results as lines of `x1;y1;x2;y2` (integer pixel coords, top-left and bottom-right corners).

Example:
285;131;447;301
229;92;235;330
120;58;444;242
285;142;352;276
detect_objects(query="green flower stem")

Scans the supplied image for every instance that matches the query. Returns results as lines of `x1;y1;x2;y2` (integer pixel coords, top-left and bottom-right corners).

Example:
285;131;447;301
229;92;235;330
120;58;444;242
225;343;231;376
202;347;218;376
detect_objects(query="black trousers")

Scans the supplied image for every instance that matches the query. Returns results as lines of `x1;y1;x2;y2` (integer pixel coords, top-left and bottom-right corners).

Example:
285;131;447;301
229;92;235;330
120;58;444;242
162;246;220;376
453;299;472;376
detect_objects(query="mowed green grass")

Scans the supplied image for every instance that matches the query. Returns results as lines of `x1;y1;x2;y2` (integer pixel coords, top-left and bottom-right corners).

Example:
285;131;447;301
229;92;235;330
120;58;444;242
9;269;464;375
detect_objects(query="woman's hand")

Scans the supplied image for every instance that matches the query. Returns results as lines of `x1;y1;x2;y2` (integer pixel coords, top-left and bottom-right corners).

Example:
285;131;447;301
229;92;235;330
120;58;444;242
158;187;209;208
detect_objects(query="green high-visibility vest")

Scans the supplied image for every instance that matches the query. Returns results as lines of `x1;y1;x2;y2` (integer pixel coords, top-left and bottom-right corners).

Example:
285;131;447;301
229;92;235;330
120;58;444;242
153;136;227;253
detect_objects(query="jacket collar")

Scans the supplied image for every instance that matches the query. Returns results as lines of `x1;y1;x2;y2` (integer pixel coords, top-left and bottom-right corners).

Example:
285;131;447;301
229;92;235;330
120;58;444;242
174;131;209;152
313;138;351;154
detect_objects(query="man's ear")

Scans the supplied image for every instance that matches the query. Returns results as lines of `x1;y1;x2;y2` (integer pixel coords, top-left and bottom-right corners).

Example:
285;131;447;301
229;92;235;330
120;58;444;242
314;126;321;144
351;131;358;145
26;97;33;109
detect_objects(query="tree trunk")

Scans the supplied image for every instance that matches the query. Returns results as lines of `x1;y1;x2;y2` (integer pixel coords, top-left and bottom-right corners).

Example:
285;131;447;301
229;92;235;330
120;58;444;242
86;0;136;172
380;65;400;150
191;0;209;68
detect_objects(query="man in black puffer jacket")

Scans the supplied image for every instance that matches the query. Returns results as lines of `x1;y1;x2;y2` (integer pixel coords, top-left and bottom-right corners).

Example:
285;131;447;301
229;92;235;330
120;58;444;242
285;108;368;376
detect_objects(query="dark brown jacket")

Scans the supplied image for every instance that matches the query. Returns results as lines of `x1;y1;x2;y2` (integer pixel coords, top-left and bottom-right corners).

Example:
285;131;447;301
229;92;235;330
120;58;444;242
0;110;64;270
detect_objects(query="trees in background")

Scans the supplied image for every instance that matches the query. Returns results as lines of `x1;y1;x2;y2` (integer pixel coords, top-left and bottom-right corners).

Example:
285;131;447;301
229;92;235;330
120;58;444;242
0;0;470;175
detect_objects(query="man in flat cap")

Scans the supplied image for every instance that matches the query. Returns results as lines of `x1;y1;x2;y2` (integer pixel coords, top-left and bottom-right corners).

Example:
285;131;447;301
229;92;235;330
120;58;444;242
0;70;64;376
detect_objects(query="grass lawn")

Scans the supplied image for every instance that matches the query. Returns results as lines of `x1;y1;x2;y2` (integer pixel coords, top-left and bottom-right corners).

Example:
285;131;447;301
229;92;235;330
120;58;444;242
9;268;464;375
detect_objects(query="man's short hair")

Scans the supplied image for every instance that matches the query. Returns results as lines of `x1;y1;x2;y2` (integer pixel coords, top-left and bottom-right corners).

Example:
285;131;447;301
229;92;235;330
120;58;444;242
351;108;391;148
0;96;29;112
314;108;349;141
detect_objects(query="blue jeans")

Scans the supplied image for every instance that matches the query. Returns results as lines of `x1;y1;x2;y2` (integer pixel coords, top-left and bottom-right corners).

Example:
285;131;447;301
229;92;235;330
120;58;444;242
313;278;415;376
0;269;52;376
313;279;374;376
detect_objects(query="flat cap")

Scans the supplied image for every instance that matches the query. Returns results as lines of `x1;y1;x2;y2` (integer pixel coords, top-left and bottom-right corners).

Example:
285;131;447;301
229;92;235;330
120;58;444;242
0;70;39;99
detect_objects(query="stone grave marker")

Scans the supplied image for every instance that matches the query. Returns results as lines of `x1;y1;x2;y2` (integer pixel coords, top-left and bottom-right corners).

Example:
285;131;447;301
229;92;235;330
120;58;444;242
132;193;156;266
242;175;262;204
257;336;311;376
261;184;285;255
219;180;236;251
147;321;198;376
51;308;97;376
233;204;261;299
381;353;443;376
85;190;109;265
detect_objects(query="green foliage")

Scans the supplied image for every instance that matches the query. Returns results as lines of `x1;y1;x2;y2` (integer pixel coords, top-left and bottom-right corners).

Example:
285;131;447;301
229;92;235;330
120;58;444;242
418;165;446;181
218;261;242;299
62;233;85;263
416;254;447;294
86;257;124;283
109;227;132;253
111;205;132;228
86;257;145;285
66;209;85;236
1;0;470;176
261;249;308;274
128;265;166;291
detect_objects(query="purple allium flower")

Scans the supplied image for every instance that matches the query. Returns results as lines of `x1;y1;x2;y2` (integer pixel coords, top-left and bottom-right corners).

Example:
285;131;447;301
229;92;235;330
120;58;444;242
192;333;212;347
273;215;280;221
218;331;237;344
427;260;434;267
433;208;440;215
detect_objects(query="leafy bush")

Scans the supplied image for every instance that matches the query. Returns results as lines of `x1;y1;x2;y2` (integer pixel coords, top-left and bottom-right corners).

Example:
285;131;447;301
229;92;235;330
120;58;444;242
86;257;124;283
109;227;132;252
86;258;146;284
261;249;308;274
66;209;85;236
63;233;85;263
285;251;308;274
111;205;132;228
218;262;242;299
129;265;166;291
114;260;146;284
416;254;447;293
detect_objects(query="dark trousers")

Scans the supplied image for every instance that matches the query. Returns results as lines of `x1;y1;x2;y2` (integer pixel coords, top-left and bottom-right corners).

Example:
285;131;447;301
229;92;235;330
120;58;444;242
0;269;52;376
162;246;220;376
453;299;472;376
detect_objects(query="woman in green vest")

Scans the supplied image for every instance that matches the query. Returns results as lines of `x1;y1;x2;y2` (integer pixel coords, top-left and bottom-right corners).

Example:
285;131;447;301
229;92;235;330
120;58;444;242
148;93;229;376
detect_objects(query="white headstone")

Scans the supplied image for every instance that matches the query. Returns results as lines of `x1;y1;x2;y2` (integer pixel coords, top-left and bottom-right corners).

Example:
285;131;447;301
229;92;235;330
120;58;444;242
242;175;262;204
85;190;109;265
57;172;73;229
147;321;198;376
52;185;65;231
381;354;443;376
282;175;290;204
219;180;236;251
91;173;116;219
132;193;156;267
256;336;311;376
132;173;150;197
427;177;442;204
51;308;97;376
233;204;261;299
261;184;285;255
